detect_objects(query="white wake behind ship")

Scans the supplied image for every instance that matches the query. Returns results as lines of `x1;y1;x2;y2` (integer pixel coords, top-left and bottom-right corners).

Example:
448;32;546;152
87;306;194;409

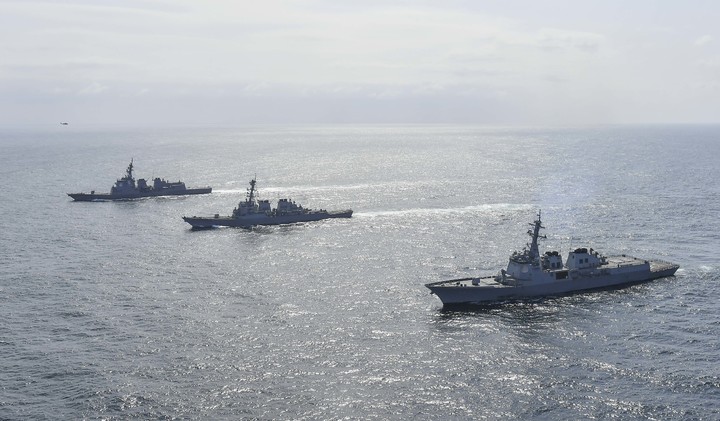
426;211;679;307
182;178;352;229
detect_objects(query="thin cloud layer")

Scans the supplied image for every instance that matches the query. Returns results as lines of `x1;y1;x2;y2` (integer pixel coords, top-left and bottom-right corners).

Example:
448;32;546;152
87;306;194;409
1;0;719;126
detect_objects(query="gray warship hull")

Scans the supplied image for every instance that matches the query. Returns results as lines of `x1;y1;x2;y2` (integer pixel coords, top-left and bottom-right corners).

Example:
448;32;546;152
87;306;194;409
426;211;679;307
183;209;353;229
68;160;212;201
426;259;679;307
68;187;212;201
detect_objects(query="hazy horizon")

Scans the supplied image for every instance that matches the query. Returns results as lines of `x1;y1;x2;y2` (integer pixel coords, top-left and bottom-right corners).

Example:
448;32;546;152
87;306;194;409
2;0;720;127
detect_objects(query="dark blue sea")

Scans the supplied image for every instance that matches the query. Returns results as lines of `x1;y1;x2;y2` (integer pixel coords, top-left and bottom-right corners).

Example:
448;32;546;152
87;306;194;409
1;125;719;420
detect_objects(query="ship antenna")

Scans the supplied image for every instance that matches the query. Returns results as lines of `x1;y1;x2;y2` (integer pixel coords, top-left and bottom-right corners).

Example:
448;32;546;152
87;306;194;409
527;210;547;259
247;176;257;203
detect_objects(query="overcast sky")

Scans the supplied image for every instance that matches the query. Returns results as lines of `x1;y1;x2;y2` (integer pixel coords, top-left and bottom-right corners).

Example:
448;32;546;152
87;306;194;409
2;0;719;127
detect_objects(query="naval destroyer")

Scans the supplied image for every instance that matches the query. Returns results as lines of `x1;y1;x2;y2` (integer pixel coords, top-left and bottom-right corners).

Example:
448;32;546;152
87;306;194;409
426;211;679;307
182;178;352;229
68;160;212;201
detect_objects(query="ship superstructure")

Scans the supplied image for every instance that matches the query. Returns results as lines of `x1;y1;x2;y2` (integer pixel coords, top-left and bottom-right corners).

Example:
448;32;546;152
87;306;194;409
426;212;679;306
183;178;352;229
68;159;212;201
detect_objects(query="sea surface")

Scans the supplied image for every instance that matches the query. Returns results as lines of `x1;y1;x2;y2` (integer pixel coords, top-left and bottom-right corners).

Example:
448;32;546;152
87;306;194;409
1;124;719;420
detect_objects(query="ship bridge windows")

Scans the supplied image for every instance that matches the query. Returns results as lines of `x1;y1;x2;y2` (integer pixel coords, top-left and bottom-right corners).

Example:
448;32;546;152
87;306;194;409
567;251;603;269
542;251;563;270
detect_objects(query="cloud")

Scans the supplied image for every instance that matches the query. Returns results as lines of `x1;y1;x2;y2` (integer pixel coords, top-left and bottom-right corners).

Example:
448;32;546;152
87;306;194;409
0;1;599;90
78;81;109;95
694;34;713;46
2;0;720;126
697;57;720;69
535;28;604;53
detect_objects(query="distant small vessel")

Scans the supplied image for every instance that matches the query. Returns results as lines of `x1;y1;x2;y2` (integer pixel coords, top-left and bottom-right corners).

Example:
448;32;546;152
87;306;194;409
68;159;212;201
426;211;679;307
60;122;69;126
183;178;352;229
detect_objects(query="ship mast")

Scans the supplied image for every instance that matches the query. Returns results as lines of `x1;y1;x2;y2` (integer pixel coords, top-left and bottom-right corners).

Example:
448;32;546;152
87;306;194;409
527;210;546;260
246;178;257;203
125;159;134;180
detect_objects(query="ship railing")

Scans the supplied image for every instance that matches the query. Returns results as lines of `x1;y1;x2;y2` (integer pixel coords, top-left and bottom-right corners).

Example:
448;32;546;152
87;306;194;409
650;258;677;265
616;261;645;268
649;259;679;272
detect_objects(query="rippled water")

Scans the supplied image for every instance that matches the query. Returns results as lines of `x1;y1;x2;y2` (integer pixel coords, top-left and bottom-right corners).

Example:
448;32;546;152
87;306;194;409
1;125;719;419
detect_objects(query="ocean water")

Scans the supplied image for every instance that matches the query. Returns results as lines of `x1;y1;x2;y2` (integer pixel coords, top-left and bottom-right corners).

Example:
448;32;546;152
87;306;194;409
0;124;719;420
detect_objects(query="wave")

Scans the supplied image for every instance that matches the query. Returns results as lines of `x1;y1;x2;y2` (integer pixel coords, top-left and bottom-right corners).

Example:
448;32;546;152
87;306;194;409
354;203;534;218
213;180;441;195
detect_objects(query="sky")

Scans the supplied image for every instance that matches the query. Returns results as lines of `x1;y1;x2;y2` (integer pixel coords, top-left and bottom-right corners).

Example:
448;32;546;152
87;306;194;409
1;0;720;127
